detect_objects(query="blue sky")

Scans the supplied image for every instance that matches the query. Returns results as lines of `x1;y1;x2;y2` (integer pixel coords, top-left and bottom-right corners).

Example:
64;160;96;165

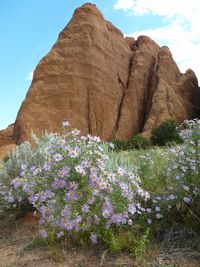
0;0;199;130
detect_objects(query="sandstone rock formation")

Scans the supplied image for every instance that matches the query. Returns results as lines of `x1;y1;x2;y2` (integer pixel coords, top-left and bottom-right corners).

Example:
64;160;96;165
0;124;16;159
2;3;200;148
0;124;14;146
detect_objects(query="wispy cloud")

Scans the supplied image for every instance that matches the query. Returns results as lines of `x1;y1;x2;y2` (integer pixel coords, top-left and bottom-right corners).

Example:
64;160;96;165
114;0;200;81
26;71;33;81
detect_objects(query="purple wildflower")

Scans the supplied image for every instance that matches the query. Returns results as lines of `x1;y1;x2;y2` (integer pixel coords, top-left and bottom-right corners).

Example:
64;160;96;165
81;204;90;213
102;208;112;218
58;138;66;146
40;229;48;238
94;215;100;225
62;121;70;127
68;146;80;158
57;231;64;238
43;162;51;171
128;219;133;225
65;190;78;202
155;206;160;212
87;196;95;205
52;179;66;189
183;197;191;204
75;164;86;176
68;181;78;190
71;129;80;136
53;153;63;162
11;177;23;188
58;166;71;178
110;213;125;225
147;218;152;224
128;204;137;215
90;233;97;244
156;213;163;219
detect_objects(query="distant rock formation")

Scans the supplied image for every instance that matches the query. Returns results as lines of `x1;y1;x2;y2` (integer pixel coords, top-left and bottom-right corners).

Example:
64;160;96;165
0;3;199;158
0;124;16;158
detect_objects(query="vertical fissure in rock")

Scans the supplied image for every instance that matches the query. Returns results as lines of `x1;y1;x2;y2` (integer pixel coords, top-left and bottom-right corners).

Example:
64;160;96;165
87;87;91;134
112;76;125;139
140;57;159;132
192;86;200;117
115;54;134;135
166;86;173;118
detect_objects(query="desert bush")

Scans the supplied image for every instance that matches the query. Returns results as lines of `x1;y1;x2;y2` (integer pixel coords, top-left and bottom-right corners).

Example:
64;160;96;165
138;120;200;230
111;139;129;151
163;119;200;227
113;120;200;231
128;134;151;150
0;134;50;210
151;119;183;146
112;135;150;152
0;122;155;255
137;148;169;194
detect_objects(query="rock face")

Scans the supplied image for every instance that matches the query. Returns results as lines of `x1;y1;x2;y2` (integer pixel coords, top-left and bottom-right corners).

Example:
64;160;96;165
9;3;200;144
0;124;14;146
0;124;16;159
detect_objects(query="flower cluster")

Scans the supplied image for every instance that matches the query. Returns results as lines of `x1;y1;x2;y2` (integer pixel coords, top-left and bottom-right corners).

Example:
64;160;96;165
1;122;153;244
165;120;200;204
139;119;200;220
2;119;200;246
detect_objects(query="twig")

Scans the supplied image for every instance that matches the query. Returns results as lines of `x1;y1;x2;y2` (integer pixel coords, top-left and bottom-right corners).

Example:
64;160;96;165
14;221;19;240
185;204;200;222
99;249;108;266
18;237;36;253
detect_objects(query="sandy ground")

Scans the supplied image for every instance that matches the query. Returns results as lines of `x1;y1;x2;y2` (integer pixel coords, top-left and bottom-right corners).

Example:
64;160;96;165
0;212;200;267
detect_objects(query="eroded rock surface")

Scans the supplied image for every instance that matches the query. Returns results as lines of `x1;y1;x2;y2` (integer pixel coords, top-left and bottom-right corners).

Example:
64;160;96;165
4;3;199;144
0;124;16;159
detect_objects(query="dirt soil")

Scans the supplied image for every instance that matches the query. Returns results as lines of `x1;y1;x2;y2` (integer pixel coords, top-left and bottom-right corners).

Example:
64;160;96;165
0;212;200;267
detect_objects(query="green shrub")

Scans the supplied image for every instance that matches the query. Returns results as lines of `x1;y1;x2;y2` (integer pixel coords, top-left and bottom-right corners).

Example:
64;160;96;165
151;119;183;146
128;134;151;150
111;139;129;151
137;148;169;193
112;135;150;151
164;119;200;228
0;122;153;254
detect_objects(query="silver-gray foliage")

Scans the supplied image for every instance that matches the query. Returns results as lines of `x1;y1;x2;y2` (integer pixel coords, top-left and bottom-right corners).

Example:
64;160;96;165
0;133;50;182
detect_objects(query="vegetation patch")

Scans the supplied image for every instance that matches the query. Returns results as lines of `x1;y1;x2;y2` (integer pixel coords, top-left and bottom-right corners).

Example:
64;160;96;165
1;119;200;263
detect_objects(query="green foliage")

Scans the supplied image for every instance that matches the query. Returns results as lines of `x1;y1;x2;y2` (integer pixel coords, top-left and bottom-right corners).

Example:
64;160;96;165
137;148;169;193
134;228;150;260
151;119;183;146
112;135;151;152
128;134;151;150
2;119;200;258
111;139;129;151
3;155;10;162
102;226;150;259
163;119;200;230
109;120;200;237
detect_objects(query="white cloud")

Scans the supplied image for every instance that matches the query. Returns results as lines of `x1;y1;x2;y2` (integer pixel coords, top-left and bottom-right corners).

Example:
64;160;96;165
114;0;200;18
114;0;200;81
114;0;135;11
26;71;33;81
